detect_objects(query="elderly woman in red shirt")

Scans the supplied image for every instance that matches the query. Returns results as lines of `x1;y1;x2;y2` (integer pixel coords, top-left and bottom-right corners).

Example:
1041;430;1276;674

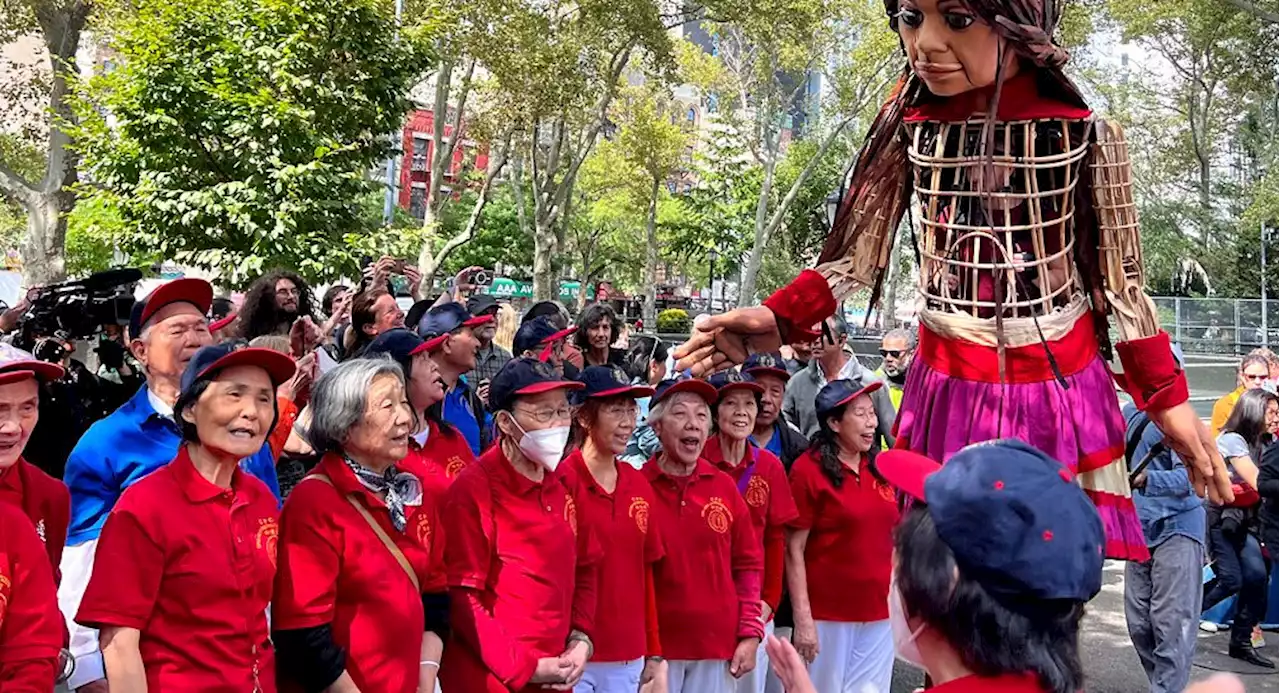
698;370;798;693
272;356;447;693
441;357;601;692
560;365;665;692
76;344;296;692
786;379;898;693
642;375;764;693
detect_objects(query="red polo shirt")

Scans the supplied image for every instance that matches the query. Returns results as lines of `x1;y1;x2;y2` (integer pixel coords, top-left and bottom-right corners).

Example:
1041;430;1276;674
643;457;764;661
415;419;476;492
0;459;70;583
931;673;1047;692
273;453;443;693
701;437;798;612
440;445;601;692
76;447;279;692
560;449;664;663
789;450;898;622
0;502;62;691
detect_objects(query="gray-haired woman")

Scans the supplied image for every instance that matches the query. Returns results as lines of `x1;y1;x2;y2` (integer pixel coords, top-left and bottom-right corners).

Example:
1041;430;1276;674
272;357;448;693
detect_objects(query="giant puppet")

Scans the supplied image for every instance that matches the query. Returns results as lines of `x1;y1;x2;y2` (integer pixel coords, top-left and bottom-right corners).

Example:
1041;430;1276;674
674;0;1234;559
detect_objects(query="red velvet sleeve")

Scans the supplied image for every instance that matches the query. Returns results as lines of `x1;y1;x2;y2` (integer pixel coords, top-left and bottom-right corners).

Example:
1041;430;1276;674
763;270;838;343
728;492;765;641
762;527;785;614
644;564;661;657
1113;332;1189;412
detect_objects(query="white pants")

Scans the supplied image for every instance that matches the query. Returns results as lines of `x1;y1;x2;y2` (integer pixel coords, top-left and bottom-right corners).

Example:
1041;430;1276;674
576;658;644;693
807;620;894;693
668;659;735;693
734;620;775;693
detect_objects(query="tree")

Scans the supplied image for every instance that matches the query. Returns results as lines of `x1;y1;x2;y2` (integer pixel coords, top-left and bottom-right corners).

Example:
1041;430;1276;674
71;0;435;284
469;0;678;300
566;140;644;309
0;0;92;284
684;0;899;307
615;84;691;325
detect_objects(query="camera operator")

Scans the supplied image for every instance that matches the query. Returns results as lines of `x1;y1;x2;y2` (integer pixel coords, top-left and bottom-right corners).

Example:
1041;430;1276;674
22;332;115;480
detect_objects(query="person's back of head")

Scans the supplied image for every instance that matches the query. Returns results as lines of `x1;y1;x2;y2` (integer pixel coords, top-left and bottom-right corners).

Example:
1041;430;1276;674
523;301;568;330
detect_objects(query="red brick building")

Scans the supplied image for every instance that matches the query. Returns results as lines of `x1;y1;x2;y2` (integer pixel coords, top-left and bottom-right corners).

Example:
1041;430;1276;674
398;107;489;219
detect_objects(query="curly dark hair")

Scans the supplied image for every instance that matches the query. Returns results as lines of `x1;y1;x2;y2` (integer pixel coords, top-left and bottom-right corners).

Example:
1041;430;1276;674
237;269;315;341
575;303;621;352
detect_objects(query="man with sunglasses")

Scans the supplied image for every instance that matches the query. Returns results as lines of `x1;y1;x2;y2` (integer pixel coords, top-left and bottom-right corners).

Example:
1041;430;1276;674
1211;352;1273;436
872;328;915;414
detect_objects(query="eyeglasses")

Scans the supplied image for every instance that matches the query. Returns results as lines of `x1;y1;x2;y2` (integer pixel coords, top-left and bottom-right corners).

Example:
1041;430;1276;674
515;405;573;424
1244;373;1269;381
879;349;904;358
600;402;639;419
276;287;300;297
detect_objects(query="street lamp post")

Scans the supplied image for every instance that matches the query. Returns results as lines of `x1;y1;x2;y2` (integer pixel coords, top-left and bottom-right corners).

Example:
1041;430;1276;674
708;247;719;314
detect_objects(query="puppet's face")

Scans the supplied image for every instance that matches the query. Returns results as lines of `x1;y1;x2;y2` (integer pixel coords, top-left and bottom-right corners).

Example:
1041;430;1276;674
895;0;1017;97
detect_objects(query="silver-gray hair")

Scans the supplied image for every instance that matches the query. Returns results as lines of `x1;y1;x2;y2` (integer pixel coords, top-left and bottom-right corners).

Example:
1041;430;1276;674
306;355;406;454
883;327;917;349
646;391;710;429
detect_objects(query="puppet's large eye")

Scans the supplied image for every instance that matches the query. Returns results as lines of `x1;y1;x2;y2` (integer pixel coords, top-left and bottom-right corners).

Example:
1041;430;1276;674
897;8;924;27
944;12;976;29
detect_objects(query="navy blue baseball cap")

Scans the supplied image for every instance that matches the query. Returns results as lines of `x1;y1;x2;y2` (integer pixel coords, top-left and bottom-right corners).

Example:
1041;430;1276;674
416;302;494;351
129;278;214;339
489;356;584;412
878;439;1105;604
707;370;764;400
815;378;883;419
364;328;430;368
466;294;500;316
652;373;717;406
743;352;790;382
514;316;577;358
574;365;654;404
180;343;297;397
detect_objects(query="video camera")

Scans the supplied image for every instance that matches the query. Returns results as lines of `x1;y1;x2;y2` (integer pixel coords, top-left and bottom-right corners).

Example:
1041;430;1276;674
16;268;143;353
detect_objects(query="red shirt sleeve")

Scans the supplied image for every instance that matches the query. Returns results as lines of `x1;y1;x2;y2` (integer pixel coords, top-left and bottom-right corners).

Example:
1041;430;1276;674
0;508;62;691
728;490;764;641
269;397;299;461
443;468;537;688
762;528;786;613
644;564;661;657
75;503;164;631
272;481;342;630
790;458;817;531
571;500;603;638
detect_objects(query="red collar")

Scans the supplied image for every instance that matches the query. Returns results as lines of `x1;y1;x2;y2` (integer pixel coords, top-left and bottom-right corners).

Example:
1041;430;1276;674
171;447;246;504
642;456;717;483
903;71;1091;122
0;460;23;494
479;443;548;495
930;673;1045;693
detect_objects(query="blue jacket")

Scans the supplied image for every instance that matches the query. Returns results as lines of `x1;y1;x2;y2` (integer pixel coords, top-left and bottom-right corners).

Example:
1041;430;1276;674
1122;403;1205;550
64;386;280;545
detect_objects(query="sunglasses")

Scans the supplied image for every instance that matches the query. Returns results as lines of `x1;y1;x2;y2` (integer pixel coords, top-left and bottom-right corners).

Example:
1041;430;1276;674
879;349;904;358
1244;373;1269;381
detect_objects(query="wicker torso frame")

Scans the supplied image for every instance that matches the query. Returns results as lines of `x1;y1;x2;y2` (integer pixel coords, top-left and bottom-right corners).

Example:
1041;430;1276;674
907;117;1092;323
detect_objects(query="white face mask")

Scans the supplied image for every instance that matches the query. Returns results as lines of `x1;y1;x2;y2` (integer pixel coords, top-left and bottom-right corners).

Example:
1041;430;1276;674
888;576;926;668
512;418;571;472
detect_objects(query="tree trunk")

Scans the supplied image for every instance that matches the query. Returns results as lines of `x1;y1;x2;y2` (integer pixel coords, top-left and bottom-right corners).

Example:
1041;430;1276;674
738;147;778;308
643;177;660;328
0;2;88;285
418;134;511;286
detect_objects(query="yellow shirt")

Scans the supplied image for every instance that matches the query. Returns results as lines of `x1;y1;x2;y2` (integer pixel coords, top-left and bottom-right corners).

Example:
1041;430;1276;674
1211;387;1243;437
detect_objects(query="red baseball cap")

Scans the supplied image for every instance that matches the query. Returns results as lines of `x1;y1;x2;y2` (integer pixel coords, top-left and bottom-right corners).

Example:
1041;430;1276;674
0;344;65;385
129;278;214;338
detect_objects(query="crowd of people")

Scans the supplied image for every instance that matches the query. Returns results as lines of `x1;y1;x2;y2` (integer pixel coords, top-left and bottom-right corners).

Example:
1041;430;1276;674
0;259;1273;693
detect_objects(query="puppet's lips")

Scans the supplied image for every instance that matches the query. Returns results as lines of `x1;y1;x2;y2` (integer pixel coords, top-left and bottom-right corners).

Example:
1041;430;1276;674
915;62;963;76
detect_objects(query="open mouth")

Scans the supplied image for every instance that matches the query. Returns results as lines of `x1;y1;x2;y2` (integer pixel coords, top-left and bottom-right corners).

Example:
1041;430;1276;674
0;440;21;455
859;432;875;446
228;426;258;440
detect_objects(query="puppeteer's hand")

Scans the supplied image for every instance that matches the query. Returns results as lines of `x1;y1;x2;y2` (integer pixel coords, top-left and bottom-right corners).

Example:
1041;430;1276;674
673;307;782;377
1147;401;1233;505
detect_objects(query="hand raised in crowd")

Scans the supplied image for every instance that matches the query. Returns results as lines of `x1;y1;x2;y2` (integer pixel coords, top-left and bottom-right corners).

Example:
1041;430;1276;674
402;264;423;301
791;617;819;663
530;655;573;685
290;316;323;358
764;635;817;693
1148;401;1235;504
638;657;668;693
282;352;317;406
728;636;760;679
674;307;783;377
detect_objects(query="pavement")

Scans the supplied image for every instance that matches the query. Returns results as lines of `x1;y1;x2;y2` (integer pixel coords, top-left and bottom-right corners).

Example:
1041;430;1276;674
888;560;1279;693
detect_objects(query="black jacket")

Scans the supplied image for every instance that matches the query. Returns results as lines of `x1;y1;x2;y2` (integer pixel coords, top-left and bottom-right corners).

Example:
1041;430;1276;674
772;420;810;470
1257;441;1278;553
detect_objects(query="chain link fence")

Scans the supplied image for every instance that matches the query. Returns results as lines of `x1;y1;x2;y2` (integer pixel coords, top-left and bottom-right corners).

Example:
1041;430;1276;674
1150;297;1279;355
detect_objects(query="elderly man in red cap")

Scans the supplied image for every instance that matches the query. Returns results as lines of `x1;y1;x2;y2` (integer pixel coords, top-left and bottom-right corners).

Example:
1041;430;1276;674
58;278;283;692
